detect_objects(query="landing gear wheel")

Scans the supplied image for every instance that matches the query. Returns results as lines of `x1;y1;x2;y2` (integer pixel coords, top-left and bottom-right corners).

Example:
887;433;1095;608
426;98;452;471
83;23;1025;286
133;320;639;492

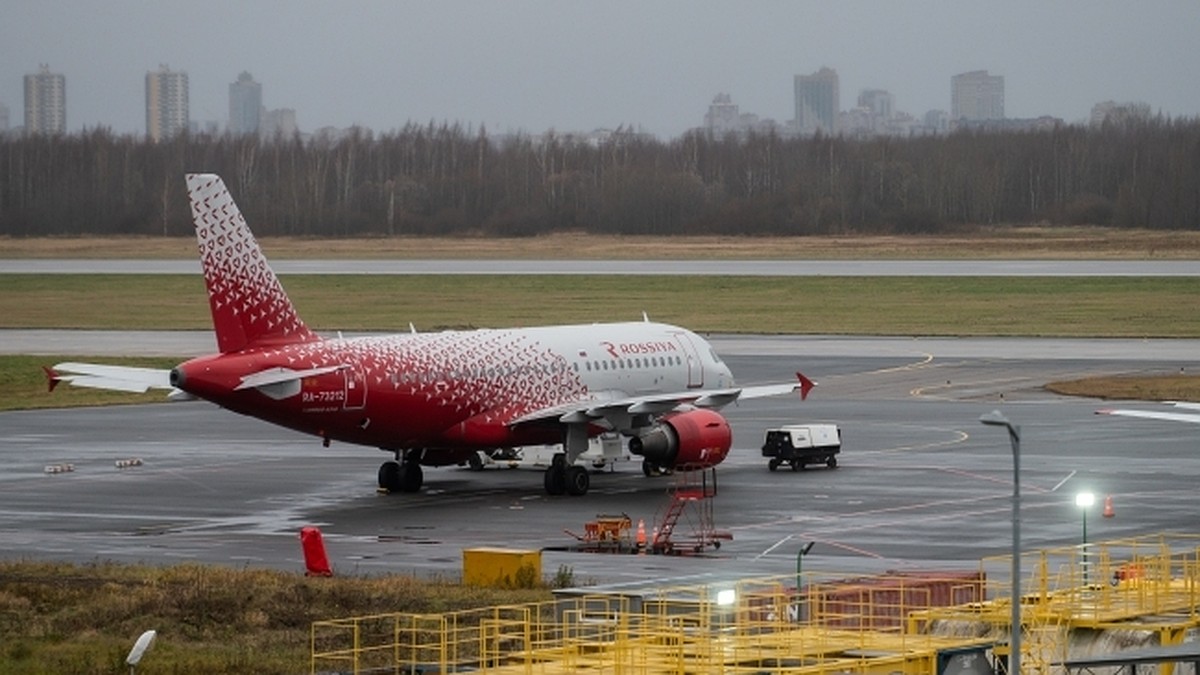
468;452;484;471
379;461;402;492
564;466;590;496
398;462;423;493
544;465;567;495
642;459;656;477
768;458;780;472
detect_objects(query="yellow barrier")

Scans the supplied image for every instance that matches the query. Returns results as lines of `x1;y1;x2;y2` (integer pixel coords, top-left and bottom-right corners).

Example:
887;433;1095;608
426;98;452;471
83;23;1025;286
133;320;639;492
312;534;1200;674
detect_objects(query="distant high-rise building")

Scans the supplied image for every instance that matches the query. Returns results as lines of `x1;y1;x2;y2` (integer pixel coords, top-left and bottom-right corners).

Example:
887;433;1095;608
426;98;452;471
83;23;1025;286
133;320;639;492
0;102;9;134
951;70;1004;121
704;93;739;134
858;89;894;120
923;109;950;135
261;108;298;138
794;67;839;135
228;71;262;135
145;65;189;142
1090;100;1152;127
24;64;66;135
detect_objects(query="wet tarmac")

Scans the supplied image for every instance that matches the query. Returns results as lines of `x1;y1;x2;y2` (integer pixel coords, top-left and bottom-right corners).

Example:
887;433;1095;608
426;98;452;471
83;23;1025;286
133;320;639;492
5;337;1199;586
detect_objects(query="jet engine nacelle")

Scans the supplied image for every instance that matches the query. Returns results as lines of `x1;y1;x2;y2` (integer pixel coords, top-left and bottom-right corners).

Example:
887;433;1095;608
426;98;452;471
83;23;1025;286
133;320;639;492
627;409;732;470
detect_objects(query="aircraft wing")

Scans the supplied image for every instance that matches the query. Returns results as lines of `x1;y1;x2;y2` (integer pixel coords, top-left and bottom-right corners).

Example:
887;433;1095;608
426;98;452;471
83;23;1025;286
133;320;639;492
511;372;814;428
1097;402;1200;424
48;363;175;394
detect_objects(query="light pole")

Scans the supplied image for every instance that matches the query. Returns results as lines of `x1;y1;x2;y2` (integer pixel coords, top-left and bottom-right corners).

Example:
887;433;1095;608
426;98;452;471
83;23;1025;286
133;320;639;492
793;541;814;625
796;540;815;591
1076;491;1095;586
980;410;1021;675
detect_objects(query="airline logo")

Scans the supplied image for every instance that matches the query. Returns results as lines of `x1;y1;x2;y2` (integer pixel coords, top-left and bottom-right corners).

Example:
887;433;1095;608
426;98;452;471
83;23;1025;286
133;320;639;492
600;340;680;359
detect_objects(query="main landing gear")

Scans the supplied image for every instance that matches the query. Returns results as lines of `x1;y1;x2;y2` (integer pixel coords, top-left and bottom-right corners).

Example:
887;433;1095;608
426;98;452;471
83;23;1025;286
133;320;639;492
543;454;590;496
542;422;592;496
378;451;423;493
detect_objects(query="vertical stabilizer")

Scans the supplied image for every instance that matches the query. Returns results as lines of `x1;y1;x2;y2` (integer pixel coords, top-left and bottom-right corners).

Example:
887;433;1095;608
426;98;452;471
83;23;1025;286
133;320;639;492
185;174;318;353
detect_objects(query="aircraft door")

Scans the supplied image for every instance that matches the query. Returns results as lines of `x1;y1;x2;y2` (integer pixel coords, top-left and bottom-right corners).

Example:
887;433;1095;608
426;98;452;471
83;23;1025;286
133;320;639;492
343;368;367;410
671;332;704;388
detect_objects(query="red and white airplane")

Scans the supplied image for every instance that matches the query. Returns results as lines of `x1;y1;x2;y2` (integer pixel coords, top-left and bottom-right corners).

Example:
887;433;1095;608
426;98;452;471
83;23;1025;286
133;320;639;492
49;174;812;496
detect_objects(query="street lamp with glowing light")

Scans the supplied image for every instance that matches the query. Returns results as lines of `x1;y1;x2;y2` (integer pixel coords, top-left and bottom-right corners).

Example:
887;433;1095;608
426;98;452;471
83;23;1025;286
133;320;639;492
1076;491;1095;586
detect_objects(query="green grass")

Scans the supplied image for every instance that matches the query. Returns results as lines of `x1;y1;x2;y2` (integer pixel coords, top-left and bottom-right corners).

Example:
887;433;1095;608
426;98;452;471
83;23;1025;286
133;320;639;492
7;274;1200;412
4;274;1200;337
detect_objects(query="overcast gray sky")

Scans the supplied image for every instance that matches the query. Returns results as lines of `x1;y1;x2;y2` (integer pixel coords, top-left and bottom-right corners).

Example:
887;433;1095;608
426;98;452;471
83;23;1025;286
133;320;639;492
3;1;1198;139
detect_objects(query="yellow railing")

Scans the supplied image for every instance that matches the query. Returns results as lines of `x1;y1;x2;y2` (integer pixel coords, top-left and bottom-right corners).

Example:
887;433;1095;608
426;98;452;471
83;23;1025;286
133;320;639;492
313;571;996;674
312;534;1200;674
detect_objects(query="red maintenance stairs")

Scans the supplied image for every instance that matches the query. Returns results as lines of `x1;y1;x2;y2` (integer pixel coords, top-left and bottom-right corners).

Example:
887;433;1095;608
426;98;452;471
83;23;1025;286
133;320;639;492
648;468;731;555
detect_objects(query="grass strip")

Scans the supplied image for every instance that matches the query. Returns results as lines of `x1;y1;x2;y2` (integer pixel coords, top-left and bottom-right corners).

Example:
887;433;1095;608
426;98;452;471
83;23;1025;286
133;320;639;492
4;274;1200;337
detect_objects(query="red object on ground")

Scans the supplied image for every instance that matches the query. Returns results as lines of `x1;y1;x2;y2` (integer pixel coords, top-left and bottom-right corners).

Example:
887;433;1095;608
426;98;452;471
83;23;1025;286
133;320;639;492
300;526;333;577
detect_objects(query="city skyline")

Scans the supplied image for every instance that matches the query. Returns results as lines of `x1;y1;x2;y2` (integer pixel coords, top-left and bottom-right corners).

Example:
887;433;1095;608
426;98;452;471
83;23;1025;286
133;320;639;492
3;2;1198;139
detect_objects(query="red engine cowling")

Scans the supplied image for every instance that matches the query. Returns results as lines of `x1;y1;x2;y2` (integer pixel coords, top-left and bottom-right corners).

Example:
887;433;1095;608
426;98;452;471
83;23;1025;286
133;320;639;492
627;409;732;470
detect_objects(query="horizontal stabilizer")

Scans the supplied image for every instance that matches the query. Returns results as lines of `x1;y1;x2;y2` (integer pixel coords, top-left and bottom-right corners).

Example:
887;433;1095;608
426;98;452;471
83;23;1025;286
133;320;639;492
50;362;173;394
234;365;349;391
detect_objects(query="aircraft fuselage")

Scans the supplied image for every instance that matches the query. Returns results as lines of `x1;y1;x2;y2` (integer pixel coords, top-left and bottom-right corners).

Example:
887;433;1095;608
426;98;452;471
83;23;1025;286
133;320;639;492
172;322;734;452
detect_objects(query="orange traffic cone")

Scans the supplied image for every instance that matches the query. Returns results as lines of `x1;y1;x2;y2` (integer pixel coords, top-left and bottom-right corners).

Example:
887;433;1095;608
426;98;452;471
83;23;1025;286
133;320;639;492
1103;495;1115;518
636;519;647;553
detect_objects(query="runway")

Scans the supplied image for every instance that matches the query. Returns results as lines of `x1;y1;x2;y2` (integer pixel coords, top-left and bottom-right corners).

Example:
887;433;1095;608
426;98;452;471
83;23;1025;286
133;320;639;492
5;336;1199;585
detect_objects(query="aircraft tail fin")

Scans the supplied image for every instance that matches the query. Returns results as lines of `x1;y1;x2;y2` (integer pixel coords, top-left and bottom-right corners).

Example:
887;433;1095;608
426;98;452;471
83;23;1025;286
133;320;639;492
185;174;319;353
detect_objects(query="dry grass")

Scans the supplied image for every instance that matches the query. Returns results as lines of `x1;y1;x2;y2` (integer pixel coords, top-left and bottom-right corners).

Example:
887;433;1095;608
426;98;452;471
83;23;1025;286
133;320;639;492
5;226;1200;259
1046;374;1200;401
0;559;554;675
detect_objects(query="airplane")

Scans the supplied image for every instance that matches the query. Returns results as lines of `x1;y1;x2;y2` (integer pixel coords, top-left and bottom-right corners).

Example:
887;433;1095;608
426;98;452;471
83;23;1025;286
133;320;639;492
1096;402;1200;424
47;173;813;496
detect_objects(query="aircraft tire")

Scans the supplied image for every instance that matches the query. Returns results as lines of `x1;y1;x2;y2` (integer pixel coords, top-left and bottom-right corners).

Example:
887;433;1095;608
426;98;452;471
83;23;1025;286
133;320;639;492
544;466;567;495
399;462;423;493
379;461;402;492
468;453;484;471
564;466;590;496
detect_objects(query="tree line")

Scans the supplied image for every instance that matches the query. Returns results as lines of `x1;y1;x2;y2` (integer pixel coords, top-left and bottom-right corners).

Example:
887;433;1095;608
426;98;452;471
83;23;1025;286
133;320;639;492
2;118;1198;237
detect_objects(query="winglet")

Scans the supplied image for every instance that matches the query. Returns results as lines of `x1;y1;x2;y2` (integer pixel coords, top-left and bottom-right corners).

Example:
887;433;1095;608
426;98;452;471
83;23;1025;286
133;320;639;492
797;372;816;401
44;366;61;392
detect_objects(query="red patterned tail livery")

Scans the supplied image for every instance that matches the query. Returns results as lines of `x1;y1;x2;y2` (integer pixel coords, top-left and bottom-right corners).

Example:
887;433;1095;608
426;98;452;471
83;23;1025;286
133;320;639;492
185;173;318;353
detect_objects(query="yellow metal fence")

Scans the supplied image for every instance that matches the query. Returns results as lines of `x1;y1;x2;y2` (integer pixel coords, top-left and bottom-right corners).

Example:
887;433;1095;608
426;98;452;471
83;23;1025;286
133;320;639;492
313;534;1200;675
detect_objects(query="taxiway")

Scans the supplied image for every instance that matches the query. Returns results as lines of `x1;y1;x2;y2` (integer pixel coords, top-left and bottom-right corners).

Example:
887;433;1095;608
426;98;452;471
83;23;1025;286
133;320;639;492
5;336;1198;585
